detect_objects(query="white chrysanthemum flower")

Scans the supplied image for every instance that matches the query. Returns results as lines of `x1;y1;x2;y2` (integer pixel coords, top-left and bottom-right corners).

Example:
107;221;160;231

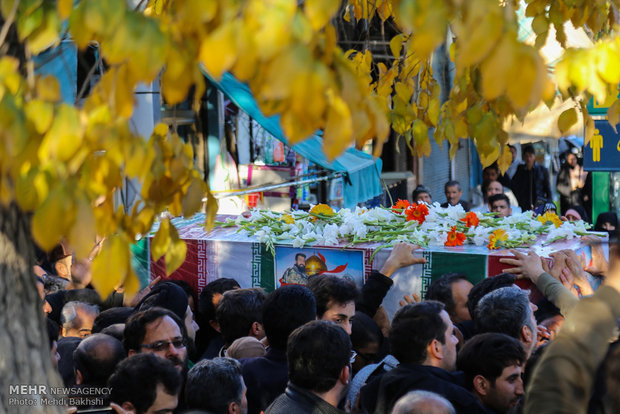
471;227;494;246
319;223;340;246
546;225;576;241
444;204;466;220
248;210;263;222
354;223;368;239
302;231;318;241
428;230;448;246
254;226;274;243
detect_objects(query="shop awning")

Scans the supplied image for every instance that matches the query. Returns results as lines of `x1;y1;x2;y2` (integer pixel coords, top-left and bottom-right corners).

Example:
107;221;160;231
205;72;383;208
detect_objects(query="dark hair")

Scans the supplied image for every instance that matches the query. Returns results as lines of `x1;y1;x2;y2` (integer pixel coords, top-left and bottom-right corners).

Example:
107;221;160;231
295;253;306;261
307;275;358;318
412;185;432;201
444;180;461;191
475;286;534;339
522;144;535;155
135;281;189;321
92;307;134;333
467;273;516;320
351;311;382;351
484;163;500;173
457;333;525;390
73;333;126;387
263;285;316;350
425;273;469;320
44;274;69;294
389;301;447;365
168;279;198;310
216;288;266;346
123;307;187;353
534;298;561;323
489;193;510;208
108;353;182;414
198;278;240;323
287;320;351;393
186;357;244;412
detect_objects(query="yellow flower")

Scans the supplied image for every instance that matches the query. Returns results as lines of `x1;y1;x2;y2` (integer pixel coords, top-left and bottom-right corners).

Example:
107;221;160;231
282;214;295;224
537;211;563;228
310;204;335;216
487;229;508;250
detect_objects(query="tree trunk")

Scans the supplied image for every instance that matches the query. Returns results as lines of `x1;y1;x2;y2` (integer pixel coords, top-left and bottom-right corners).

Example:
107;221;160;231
0;202;63;413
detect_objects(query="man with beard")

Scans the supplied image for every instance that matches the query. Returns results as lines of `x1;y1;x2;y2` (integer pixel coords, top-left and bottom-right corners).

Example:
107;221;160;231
124;307;189;375
360;301;485;414
457;333;526;414
281;253;308;285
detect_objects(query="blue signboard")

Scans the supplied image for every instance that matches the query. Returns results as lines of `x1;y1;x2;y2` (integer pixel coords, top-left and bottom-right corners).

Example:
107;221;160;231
583;120;620;171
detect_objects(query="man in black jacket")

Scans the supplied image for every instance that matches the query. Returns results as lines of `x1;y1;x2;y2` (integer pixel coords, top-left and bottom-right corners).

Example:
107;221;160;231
241;285;316;414
265;321;352;414
511;144;551;212
360;301;486;414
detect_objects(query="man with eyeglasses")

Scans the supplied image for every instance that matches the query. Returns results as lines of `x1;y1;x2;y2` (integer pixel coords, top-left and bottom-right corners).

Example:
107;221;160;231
123;307;189;375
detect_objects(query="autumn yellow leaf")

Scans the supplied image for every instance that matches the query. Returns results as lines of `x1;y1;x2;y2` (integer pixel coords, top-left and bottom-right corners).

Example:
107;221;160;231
505;46;543;111
455;0;503;68
305;0;339;30
412;119;431;157
91;235;130;298
25;3;61;54
390;34;405;58
31;186;72;250
165;224;187;275
480;36;515;101
57;0;73;20
39;104;83;163
151;218;172;262
323;90;353;160
558;107;578;134
25;99;53;135
199;22;237;79
68;196;97;259
204;186;219;232
15;169;41;212
607;99;620;132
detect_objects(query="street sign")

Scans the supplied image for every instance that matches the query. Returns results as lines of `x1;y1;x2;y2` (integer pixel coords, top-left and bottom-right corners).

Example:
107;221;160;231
586;86;619;115
583;120;620;171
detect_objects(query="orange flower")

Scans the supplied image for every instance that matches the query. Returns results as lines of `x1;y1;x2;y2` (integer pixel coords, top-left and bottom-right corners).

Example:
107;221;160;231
460;211;480;228
487;229;508;249
445;226;466;246
392;199;411;213
405;203;429;224
310;204;335;217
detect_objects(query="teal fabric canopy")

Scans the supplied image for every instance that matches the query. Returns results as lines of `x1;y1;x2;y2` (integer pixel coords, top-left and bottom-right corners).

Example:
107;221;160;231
206;72;383;208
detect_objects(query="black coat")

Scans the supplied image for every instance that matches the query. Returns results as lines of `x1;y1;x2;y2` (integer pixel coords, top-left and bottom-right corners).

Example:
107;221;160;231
360;364;487;414
511;164;551;211
265;383;345;414
241;348;288;414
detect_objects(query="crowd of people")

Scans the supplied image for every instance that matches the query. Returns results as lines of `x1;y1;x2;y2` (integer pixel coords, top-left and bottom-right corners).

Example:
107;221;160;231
411;144;615;232
32;216;620;414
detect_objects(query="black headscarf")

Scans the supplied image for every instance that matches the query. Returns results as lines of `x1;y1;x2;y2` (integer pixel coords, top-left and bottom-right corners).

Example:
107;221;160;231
594;212;618;238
